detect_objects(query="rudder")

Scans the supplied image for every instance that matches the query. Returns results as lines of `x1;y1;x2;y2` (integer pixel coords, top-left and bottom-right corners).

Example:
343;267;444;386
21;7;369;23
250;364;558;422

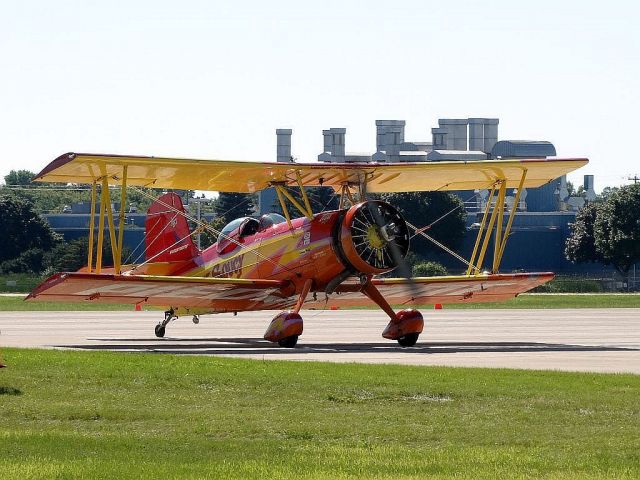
145;193;198;262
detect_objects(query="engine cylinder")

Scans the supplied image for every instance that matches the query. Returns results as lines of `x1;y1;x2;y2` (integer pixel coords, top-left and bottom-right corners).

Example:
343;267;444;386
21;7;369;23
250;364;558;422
338;201;410;275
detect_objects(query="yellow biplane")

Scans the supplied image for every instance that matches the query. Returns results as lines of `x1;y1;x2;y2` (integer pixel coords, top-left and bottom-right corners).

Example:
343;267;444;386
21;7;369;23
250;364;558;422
27;152;587;347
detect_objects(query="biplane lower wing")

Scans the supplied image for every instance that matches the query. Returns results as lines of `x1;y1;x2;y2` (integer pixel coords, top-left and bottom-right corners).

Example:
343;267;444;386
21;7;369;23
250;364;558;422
306;273;554;308
26;273;294;312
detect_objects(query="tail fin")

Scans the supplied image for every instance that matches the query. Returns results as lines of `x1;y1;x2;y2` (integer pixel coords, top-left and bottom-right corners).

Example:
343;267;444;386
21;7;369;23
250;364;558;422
145;193;199;262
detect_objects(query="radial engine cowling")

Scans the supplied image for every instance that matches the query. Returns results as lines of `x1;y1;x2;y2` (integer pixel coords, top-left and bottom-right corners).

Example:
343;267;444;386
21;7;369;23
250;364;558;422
339;201;410;275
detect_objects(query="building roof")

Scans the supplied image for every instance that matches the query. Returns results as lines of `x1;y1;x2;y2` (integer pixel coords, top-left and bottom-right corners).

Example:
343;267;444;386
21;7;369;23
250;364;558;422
491;141;557;158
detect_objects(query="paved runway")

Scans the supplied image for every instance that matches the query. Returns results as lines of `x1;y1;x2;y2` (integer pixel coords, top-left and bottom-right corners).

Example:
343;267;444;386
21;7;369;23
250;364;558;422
1;308;639;374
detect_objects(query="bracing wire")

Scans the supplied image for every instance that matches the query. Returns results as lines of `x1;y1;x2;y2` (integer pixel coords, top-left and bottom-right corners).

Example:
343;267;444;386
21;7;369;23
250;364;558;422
410;191;479;239
404;190;483;271
128;212;181;266
406;220;479;272
128;186;294;274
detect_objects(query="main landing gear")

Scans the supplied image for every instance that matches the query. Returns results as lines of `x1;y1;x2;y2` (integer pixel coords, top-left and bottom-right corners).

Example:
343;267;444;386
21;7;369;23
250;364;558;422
382;310;423;347
361;280;424;347
264;279;312;348
155;309;177;338
264;311;304;348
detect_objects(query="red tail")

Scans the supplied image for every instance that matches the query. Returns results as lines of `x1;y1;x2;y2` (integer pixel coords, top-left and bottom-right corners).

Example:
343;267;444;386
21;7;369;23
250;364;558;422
145;193;198;262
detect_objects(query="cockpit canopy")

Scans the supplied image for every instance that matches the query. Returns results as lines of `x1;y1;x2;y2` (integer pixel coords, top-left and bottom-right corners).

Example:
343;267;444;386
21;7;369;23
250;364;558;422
216;213;287;254
258;213;286;230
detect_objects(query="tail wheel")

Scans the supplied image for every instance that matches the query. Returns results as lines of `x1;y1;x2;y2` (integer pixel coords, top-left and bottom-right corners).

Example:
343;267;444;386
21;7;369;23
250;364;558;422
154;324;166;338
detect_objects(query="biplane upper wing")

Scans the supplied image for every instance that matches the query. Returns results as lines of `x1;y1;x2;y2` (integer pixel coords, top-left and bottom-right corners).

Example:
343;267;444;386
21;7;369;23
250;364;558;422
26;272;295;312
305;273;554;309
34;152;588;193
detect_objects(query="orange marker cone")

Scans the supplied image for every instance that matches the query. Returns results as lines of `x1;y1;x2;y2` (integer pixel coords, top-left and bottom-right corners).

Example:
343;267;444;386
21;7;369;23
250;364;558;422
135;303;142;311
434;303;443;310
330;306;339;310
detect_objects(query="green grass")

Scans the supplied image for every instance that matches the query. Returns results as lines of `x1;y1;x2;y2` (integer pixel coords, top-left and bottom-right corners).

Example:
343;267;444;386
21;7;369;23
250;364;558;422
0;349;638;479
2;293;640;312
0;274;45;294
441;293;640;309
0;296;134;311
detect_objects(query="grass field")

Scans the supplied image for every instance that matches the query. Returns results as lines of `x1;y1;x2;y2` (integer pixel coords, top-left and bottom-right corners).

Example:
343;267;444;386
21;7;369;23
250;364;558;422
0;296;134;311
2;293;640;312
440;293;640;309
0;349;638;479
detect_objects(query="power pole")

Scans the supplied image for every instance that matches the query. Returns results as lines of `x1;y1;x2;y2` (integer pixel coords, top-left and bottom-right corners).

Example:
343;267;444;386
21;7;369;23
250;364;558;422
628;174;640;184
189;198;208;249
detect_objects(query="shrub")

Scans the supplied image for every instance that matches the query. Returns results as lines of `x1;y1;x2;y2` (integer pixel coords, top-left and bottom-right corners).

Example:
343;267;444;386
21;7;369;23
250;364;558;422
412;261;448;277
531;277;604;293
0;248;47;274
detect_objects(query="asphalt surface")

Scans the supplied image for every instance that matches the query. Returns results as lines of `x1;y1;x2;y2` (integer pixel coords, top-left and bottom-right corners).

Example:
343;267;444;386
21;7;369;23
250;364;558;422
1;308;639;374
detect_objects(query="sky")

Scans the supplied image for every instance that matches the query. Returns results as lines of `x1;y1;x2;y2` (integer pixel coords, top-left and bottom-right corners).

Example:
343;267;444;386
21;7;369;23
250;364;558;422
1;0;638;191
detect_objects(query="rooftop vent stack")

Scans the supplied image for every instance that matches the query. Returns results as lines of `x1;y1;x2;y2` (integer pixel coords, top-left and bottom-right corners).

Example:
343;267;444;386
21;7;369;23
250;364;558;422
375;121;386;152
483;119;499;153
276;129;293;162
437;119;455;150
322;129;332;154
330;128;346;157
376;120;405;157
431;127;448;150
438;119;468;150
468;118;485;151
584;175;596;201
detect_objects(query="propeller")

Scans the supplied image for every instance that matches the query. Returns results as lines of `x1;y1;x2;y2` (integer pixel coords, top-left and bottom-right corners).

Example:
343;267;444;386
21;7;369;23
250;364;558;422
362;201;413;280
332;200;420;303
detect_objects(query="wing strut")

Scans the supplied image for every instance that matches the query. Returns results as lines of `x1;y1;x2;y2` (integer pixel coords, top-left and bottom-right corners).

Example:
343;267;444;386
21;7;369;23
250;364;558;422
115;165;128;274
271;181;314;226
465;168;528;275
494;169;527;270
85;167;130;274
87;180;97;272
467;182;497;275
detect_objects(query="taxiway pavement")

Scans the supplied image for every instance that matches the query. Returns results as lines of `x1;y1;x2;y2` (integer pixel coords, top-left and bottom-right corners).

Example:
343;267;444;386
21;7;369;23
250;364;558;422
1;308;639;374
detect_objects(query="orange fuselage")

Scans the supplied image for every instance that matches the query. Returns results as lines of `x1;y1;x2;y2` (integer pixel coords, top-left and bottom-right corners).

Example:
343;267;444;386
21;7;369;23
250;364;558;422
174;210;347;297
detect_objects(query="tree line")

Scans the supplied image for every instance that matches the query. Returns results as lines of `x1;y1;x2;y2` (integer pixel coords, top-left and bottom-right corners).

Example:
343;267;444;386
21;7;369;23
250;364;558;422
565;183;640;287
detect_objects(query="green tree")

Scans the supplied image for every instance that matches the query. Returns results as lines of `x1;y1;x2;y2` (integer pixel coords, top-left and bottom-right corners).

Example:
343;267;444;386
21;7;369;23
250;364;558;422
45;237;132;272
190;216;226;250
596;186;619;202
565;203;603;265
379;191;466;259
4;170;36;186
0;195;59;264
593;184;640;284
0;248;48;274
566;184;640;287
215;192;256;224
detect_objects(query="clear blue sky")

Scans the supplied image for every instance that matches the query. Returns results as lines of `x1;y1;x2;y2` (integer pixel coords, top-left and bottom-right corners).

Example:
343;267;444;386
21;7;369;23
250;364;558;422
1;0;638;190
